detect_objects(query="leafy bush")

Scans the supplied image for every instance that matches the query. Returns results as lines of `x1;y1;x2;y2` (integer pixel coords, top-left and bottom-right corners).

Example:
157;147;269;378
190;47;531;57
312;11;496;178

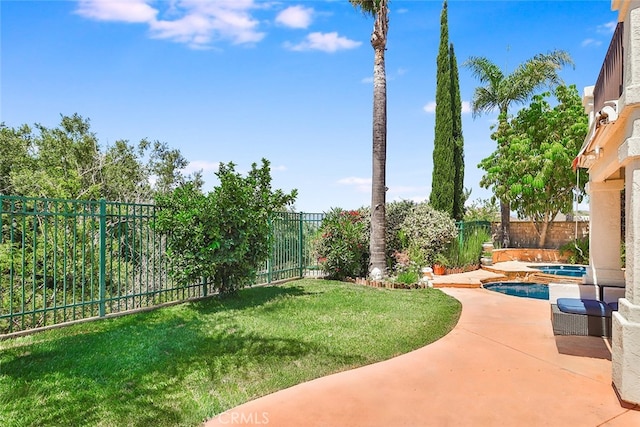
155;159;297;295
386;200;417;266
560;237;589;265
395;269;420;285
355;200;416;272
314;208;369;280
400;203;457;265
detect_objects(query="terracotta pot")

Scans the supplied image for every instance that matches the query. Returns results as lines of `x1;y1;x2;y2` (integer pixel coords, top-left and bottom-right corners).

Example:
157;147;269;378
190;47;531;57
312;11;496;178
433;264;446;275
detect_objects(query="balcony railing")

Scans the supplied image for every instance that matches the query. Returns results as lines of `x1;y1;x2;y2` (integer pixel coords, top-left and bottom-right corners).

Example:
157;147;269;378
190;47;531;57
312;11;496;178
593;22;624;113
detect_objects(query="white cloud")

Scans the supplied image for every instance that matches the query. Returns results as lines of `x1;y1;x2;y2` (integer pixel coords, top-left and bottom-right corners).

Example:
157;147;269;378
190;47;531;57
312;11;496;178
276;5;313;29
285;32;361;53
185;160;220;174
423;101;436;113
361;68;406;84
271;165;287;172
75;0;265;49
338;176;371;193
597;21;617;34
423;100;472;114
582;38;602;48
76;0;157;23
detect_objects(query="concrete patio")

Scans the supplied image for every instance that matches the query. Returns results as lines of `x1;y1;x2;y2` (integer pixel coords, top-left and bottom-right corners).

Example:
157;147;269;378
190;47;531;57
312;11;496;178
204;287;640;426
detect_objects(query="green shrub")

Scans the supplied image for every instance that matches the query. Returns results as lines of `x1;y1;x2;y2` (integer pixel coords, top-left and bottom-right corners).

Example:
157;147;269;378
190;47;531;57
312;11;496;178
443;224;491;268
154;159;297;295
559;237;589;265
385;200;417;267
314;208;369;280
395;269;420;284
400;203;457;265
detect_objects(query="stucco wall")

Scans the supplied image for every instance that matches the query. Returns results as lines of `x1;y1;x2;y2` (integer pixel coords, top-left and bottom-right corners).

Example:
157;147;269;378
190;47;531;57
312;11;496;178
490;221;589;249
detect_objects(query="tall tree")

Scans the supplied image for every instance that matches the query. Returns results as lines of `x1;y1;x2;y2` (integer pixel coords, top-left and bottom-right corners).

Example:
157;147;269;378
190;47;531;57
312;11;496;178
349;0;389;277
0;123;31;195
465;50;573;247
431;1;464;221
450;43;465;221
479;85;588;247
3;114;200;201
430;0;455;216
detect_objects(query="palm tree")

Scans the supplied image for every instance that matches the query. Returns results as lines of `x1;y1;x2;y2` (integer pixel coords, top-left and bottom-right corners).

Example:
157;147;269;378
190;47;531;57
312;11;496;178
350;0;389;277
464;50;573;247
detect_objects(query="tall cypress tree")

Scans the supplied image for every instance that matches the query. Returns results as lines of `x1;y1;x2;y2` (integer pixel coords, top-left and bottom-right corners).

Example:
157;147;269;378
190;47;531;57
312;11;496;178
450;43;465;221
430;0;455;215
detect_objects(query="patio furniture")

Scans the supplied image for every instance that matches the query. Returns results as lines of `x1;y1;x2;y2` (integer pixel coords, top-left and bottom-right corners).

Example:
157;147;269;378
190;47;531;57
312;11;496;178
548;283;598;304
550;298;613;337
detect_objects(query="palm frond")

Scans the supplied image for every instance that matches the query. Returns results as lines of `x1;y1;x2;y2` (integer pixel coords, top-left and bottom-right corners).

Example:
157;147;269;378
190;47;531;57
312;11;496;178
463;56;504;85
349;0;380;15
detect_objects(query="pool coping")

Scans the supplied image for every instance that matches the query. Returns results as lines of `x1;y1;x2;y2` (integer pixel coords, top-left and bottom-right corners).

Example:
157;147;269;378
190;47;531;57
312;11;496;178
432;261;584;288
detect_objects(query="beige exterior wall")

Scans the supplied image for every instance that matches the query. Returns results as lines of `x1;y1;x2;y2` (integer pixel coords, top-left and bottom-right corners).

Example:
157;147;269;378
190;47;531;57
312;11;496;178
581;0;640;405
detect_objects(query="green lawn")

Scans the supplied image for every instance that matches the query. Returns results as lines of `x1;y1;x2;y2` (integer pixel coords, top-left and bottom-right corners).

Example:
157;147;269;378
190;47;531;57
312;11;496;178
0;279;461;427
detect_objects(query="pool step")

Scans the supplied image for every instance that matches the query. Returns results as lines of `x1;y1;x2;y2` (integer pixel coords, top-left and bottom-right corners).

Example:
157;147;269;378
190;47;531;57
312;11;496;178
431;268;507;289
432;282;483;289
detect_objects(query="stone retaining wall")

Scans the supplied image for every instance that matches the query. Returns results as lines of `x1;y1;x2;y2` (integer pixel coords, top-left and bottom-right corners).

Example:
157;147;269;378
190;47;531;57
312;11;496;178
491;248;569;263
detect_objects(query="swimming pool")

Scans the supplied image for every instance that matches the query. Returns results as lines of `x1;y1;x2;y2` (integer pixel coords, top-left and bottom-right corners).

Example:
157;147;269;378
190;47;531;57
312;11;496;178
531;265;586;278
483;282;549;300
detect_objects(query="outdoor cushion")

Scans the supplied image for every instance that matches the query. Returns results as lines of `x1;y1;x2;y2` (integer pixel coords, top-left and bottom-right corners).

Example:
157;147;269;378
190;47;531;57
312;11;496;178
608;301;619;311
556;298;612;317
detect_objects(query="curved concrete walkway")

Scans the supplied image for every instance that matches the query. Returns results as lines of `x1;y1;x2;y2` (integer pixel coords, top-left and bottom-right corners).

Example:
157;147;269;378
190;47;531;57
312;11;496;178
204;288;640;426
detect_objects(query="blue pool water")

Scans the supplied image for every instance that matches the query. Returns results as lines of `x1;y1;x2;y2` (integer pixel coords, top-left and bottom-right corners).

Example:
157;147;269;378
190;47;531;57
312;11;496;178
532;265;586;277
484;282;549;300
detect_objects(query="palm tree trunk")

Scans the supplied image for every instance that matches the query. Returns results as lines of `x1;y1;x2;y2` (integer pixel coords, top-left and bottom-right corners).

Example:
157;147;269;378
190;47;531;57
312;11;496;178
496;108;511;248
368;0;388;276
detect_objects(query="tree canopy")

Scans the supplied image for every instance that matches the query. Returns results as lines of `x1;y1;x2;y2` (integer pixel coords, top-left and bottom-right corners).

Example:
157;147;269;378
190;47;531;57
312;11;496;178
0;114;200;201
464;49;573;247
479;84;588;247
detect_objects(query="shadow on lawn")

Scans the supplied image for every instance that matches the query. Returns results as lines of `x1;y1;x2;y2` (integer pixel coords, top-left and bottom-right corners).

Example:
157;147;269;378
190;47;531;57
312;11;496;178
0;284;329;427
190;284;315;313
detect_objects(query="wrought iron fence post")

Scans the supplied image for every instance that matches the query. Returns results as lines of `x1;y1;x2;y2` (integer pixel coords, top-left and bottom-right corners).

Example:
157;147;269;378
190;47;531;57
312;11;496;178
99;199;106;317
299;213;304;278
267;217;273;284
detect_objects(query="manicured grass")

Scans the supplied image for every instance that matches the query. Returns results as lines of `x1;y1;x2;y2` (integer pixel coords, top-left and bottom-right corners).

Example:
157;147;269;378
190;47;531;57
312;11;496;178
0;279;461;427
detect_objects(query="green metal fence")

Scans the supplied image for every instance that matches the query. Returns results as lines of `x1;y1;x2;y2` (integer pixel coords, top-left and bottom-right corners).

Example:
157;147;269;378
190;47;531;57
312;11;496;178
256;211;325;283
455;220;492;248
0;195;324;335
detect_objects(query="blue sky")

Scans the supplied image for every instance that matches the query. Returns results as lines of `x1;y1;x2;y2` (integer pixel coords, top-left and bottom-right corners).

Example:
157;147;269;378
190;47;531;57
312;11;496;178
1;0;618;212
